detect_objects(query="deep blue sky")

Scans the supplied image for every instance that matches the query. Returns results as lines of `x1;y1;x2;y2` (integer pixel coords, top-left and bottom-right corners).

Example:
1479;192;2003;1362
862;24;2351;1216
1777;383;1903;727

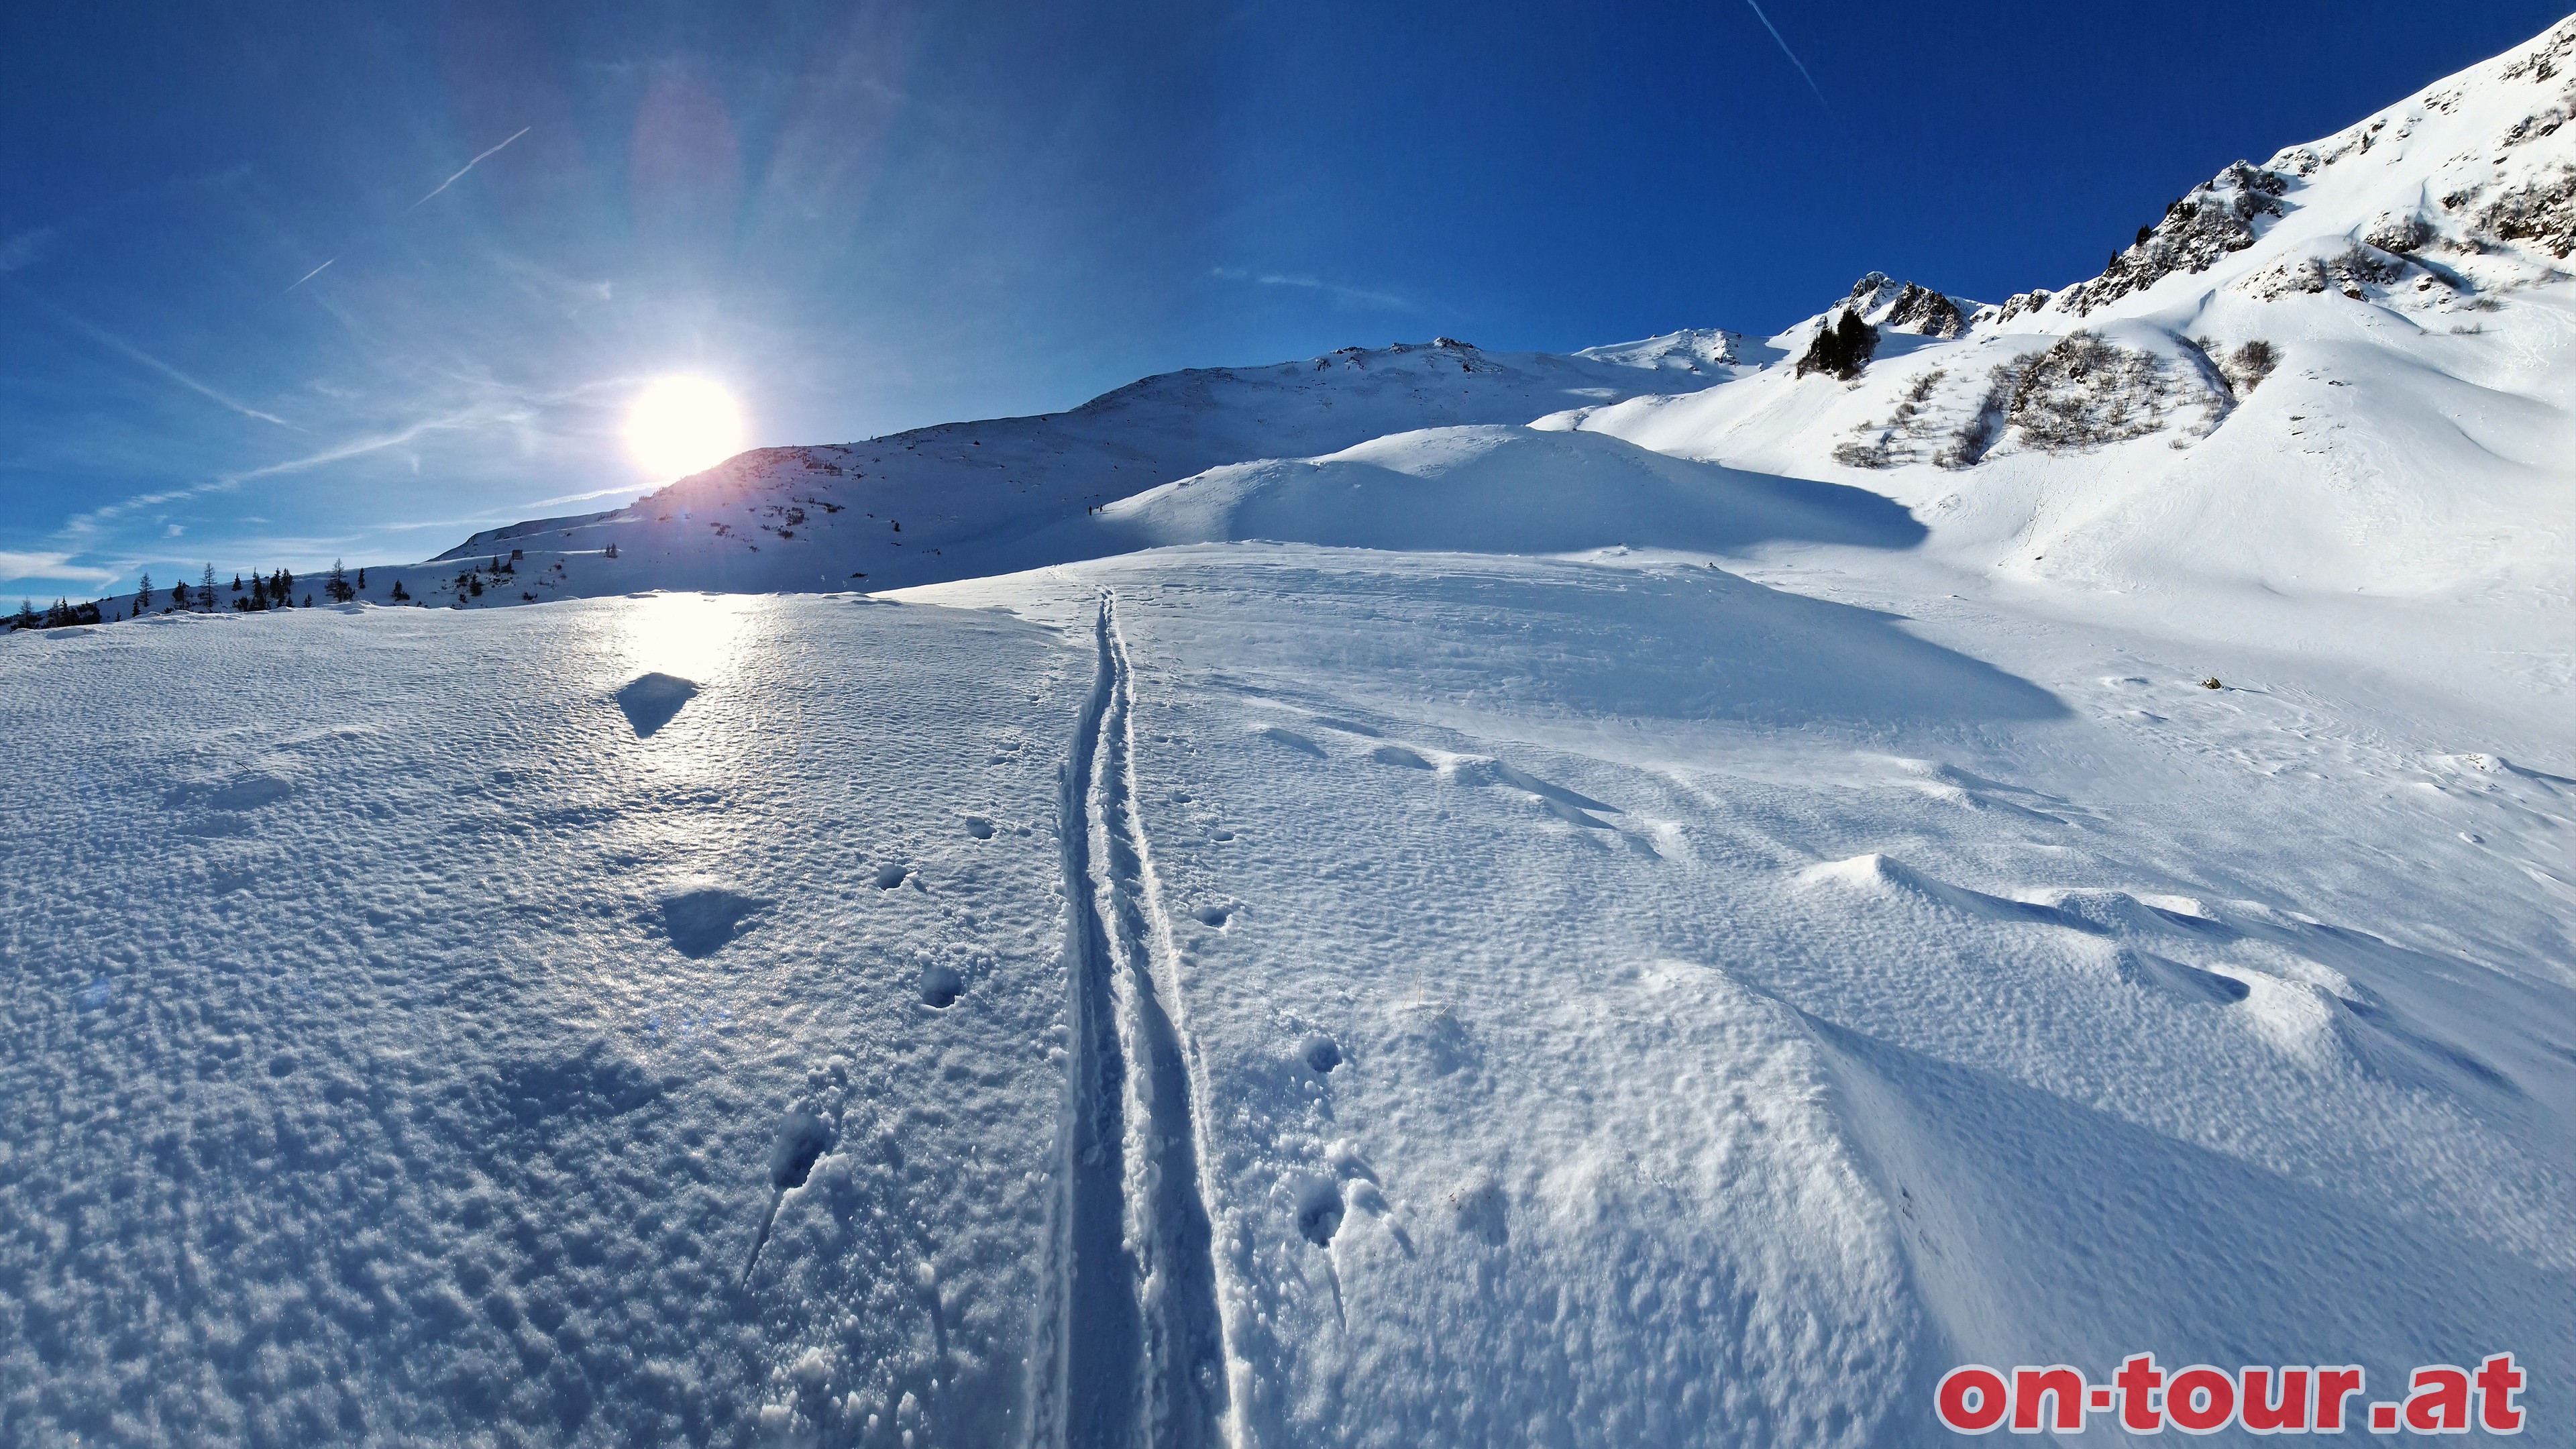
3;1;2567;595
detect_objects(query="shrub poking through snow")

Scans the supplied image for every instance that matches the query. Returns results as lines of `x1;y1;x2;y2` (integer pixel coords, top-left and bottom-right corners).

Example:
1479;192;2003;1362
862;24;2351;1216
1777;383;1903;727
1937;364;2021;470
2226;340;2278;393
1833;368;1949;469
2004;332;2176;451
2464;162;2576;257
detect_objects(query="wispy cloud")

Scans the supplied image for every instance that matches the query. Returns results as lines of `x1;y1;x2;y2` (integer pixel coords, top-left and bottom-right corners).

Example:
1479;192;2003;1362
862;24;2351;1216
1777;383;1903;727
12;286;301;429
0;228;52;273
517;482;648;509
1211;266;1413;311
219;403;519;484
410;125;532;210
0;551;121;588
60;482;239;539
1741;0;1829;110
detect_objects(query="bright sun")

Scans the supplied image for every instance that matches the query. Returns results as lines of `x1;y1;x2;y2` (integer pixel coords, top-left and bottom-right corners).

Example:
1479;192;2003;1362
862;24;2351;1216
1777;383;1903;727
624;376;746;480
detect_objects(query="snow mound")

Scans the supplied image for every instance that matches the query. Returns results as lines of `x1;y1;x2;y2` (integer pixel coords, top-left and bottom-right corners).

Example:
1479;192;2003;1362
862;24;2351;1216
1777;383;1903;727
1085;425;1925;557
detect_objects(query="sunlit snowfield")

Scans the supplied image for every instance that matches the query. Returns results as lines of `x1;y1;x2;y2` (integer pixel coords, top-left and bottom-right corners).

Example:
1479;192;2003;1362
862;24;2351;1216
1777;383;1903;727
3;543;2567;1444
11;15;2576;1444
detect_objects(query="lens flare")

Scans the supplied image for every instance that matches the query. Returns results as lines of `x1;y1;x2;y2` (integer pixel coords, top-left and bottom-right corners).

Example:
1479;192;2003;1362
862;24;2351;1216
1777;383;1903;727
624;376;745;480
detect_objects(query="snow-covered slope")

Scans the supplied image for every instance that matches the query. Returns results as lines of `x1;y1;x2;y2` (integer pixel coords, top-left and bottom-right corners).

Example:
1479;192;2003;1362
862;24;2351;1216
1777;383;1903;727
11;542;2566;1444
1553;16;2576;609
359;341;1734;608
979;425;1925;566
0;597;1091;1446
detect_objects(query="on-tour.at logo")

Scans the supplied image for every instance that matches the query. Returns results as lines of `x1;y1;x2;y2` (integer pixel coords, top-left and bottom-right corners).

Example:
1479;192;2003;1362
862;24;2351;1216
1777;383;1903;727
1935;1352;2526;1435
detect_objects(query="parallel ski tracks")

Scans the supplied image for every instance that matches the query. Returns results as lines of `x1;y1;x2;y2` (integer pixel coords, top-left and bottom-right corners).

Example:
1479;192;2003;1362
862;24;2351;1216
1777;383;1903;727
1032;592;1235;1449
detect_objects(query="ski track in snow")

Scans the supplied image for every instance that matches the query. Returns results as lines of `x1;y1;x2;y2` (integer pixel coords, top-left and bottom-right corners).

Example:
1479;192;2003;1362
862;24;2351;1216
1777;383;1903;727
1042;592;1232;1449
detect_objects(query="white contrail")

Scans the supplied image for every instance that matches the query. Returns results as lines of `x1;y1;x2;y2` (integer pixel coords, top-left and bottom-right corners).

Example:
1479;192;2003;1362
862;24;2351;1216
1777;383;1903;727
1741;0;1829;109
20;292;301;429
284;256;336;292
409;125;531;210
220;403;508;483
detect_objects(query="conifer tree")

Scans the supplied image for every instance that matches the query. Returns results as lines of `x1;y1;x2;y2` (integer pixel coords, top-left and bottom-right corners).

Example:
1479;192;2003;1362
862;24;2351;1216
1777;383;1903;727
133;574;152;614
11;600;35;631
356;567;366;590
169;580;189;611
1794;310;1881;381
199;564;217;611
327;558;354;603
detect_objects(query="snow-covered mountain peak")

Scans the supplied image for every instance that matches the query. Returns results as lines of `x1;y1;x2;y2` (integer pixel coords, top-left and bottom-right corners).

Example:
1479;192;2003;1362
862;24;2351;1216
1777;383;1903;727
1982;13;2576;329
1526;15;2576;606
1572;327;1780;374
1843;272;1976;337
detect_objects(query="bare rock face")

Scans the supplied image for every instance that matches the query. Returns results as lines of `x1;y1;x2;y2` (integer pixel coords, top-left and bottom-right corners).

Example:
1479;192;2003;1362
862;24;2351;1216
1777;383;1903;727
2055;162;2292;316
2459;164;2576;258
1883;281;1968;338
1842;273;1971;337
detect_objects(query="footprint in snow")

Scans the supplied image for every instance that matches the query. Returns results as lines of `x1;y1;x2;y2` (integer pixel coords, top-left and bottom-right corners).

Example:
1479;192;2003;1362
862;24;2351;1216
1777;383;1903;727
659;887;769;958
1294;1176;1346;1246
917;963;963;1008
162;772;296;812
1300;1032;1342;1074
1448;1173;1509;1246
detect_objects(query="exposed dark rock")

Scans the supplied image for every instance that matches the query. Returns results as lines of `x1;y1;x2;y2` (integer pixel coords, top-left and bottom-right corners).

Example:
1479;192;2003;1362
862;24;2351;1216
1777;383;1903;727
2055;162;2292;315
1795;311;1880;381
1884;281;1968;338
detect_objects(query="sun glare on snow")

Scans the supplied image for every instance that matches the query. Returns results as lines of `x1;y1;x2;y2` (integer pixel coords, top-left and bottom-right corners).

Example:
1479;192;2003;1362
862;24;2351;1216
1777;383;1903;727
624;376;746;480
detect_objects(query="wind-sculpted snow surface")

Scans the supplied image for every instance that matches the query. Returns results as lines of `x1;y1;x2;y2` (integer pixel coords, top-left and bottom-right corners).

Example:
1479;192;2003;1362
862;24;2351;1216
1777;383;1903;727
5;534;2571;1444
0;598;1091;1446
906;545;2575;1445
